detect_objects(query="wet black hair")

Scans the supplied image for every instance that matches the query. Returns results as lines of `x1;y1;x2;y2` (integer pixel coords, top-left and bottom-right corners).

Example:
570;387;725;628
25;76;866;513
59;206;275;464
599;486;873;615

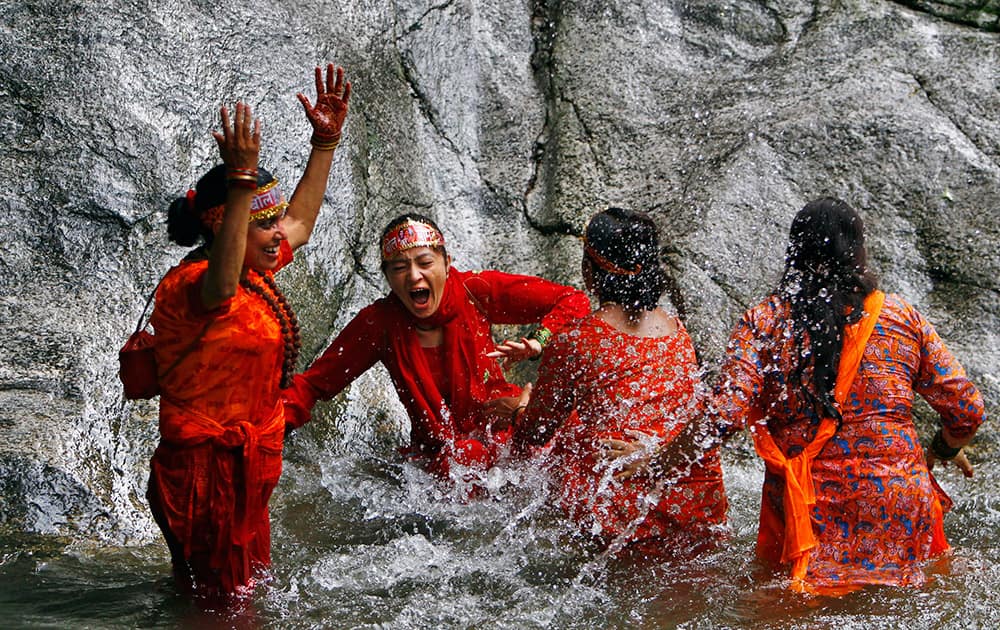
166;164;275;247
584;207;684;316
778;197;878;421
378;212;448;269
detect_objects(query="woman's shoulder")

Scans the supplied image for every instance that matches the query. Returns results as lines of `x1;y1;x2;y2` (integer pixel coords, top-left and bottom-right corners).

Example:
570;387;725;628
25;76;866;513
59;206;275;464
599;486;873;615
157;258;208;304
548;313;599;347
875;292;927;330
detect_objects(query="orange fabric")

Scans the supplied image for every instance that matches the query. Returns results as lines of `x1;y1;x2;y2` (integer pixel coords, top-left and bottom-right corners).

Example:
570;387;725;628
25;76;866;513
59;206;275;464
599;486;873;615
147;241;292;599
717;291;985;593
750;290;884;592
517;315;728;551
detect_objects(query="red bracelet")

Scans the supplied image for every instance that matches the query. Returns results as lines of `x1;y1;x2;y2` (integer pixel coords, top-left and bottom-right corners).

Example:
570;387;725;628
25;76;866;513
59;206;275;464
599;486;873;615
227;176;258;189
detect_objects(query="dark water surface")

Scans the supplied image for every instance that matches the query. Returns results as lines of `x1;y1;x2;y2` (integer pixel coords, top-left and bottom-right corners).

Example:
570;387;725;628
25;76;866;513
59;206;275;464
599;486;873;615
1;441;997;629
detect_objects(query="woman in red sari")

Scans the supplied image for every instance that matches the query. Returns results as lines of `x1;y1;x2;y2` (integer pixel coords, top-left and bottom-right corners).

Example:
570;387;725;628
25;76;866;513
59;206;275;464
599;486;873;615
712;197;986;594
147;64;350;605
283;214;590;478
512;208;728;555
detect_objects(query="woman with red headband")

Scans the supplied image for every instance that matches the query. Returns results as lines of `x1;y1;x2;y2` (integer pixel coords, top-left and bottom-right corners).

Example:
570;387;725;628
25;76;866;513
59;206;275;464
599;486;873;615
511;208;728;556
146;64;350;605
283;213;590;479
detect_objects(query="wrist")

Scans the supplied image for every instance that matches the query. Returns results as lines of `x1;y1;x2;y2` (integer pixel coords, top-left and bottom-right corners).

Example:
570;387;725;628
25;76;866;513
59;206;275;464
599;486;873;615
931;428;961;460
227;167;259;190
512;404;528;422
311;130;341;151
527;327;552;360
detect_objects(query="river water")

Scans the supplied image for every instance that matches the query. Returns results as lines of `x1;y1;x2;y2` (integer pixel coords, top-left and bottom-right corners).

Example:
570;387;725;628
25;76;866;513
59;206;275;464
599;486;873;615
1;429;996;629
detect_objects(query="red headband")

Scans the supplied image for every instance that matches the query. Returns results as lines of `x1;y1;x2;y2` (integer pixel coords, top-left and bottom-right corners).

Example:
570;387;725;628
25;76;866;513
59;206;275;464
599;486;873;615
583;240;642;276
381;219;445;260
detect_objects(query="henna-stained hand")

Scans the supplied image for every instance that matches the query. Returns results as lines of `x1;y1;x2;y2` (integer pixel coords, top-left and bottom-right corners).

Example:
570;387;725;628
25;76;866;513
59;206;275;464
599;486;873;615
297;63;351;142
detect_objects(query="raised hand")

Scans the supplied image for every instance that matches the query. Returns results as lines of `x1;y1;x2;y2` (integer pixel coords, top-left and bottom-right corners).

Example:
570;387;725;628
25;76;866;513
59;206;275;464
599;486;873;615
297;63;351;149
211;102;261;170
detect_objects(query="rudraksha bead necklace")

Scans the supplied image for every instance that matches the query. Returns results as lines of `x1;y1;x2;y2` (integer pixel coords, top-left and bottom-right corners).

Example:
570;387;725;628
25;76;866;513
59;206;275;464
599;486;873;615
240;270;301;388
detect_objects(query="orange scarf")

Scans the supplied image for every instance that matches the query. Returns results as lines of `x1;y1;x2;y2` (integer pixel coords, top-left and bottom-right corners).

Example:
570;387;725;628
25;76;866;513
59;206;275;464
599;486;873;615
750;290;884;594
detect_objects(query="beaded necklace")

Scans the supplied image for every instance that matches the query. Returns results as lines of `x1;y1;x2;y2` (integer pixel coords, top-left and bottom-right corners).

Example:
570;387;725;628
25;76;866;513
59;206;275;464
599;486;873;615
240;270;302;388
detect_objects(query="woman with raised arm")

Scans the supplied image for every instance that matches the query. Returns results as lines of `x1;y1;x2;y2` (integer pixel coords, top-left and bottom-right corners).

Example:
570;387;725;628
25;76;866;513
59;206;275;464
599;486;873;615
283;213;590;480
146;64;350;605
713;197;985;594
512;208;728;555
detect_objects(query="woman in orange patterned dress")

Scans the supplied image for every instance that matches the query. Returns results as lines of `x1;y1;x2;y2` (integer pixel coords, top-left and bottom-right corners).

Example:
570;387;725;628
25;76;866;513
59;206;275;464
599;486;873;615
712;197;985;594
146;65;350;605
513;208;728;554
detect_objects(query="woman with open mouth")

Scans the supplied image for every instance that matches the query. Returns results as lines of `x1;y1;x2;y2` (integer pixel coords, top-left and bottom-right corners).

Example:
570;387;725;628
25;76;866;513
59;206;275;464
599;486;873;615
283;213;590;480
144;64;350;607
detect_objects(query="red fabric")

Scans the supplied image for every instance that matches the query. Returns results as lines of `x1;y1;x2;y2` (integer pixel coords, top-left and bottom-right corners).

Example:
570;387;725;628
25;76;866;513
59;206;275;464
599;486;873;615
284;268;590;471
515;314;728;551
421;345;452;404
714;292;986;591
147;241;293;599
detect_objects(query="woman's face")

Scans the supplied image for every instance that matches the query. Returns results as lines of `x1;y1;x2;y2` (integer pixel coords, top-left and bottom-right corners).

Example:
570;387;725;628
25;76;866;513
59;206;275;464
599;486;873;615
383;246;450;319
243;215;288;271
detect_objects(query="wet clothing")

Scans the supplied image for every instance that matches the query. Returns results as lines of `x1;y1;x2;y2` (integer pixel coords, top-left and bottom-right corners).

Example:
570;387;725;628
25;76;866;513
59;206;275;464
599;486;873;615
515;314;728;551
147;241;293;598
284;268;590;473
714;292;985;592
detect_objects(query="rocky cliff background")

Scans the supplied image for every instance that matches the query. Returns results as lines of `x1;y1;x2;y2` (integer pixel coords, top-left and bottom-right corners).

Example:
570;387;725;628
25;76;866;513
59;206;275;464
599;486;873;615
1;0;997;542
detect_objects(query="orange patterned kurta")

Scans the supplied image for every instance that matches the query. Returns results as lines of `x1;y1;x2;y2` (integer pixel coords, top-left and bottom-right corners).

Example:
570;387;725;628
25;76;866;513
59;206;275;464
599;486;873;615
714;293;985;591
147;242;292;599
519;315;728;551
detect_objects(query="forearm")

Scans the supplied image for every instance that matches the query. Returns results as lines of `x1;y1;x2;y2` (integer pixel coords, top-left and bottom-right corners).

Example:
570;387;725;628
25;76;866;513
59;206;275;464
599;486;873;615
284;147;336;250
202;187;254;309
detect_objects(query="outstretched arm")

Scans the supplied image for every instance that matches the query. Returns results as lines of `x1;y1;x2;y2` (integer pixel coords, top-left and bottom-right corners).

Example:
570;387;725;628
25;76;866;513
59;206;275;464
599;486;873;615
284;63;352;251
467;269;590;365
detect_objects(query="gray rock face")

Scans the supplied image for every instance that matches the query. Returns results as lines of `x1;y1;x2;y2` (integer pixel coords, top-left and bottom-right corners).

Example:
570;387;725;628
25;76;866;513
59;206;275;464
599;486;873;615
1;0;997;541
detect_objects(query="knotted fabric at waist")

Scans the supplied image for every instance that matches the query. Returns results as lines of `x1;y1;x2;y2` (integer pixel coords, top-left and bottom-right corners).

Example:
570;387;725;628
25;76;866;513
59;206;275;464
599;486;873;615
157;396;284;571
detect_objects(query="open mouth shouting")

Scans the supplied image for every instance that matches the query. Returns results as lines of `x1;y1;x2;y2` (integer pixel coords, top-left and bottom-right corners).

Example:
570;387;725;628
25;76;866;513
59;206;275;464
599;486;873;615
410;288;431;310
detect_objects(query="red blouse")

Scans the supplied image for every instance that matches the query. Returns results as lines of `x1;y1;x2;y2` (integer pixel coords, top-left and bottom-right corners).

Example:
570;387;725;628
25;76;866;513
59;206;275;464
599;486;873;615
285;268;590;457
516;314;728;549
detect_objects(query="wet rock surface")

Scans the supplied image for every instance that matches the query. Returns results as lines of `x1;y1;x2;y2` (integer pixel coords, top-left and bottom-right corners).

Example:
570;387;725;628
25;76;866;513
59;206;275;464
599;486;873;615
1;0;997;539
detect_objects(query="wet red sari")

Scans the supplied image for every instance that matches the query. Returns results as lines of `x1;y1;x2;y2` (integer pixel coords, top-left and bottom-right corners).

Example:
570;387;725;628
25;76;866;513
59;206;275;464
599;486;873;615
147;241;293;600
516;314;728;552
